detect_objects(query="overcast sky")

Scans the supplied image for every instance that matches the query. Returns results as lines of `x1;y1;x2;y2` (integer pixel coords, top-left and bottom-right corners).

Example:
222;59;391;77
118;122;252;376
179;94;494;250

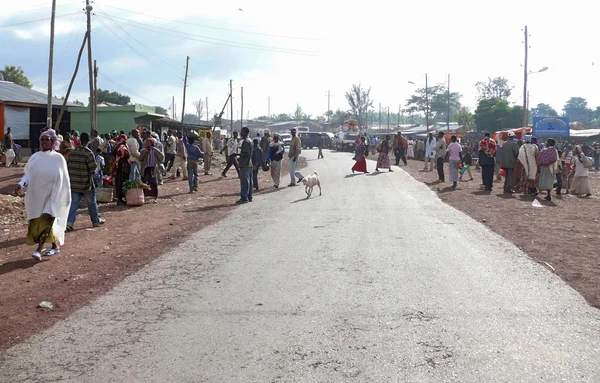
2;0;599;120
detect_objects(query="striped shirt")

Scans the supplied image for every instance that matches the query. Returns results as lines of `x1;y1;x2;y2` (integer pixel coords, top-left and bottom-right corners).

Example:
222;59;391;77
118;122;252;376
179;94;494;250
67;146;96;193
145;147;158;168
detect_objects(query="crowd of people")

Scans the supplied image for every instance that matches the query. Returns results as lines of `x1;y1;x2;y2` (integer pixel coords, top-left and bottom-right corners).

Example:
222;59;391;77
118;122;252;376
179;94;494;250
5;125;309;261
351;130;596;201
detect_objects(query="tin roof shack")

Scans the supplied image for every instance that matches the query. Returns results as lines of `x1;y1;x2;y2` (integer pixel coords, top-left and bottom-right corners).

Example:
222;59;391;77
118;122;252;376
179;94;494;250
69;104;166;136
0;81;72;151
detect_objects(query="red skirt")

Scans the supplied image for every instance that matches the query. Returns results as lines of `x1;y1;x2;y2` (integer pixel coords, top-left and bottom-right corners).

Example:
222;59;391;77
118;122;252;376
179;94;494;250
352;156;368;173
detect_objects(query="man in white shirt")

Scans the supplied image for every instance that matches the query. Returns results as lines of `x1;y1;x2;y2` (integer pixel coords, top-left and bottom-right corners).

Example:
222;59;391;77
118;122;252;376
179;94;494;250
164;130;177;172
220;131;240;178
202;132;214;175
126;129;141;181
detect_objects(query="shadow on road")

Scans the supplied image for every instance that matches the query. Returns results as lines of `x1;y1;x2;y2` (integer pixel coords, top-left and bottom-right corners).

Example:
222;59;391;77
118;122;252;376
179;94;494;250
344;174;363;178
291;197;314;204
0;258;41;276
184;203;233;213
366;172;385;176
496;193;517;199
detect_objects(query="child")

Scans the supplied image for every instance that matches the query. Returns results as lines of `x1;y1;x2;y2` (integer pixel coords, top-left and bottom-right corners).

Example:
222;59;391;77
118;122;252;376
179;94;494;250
93;147;105;189
459;147;474;181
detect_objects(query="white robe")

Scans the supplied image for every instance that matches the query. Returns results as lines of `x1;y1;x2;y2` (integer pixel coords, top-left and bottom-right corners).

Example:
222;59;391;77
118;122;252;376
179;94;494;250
518;143;538;180
20;151;71;245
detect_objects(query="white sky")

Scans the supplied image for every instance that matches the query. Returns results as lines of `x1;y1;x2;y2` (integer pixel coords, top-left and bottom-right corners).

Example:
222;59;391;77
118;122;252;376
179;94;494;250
3;0;600;120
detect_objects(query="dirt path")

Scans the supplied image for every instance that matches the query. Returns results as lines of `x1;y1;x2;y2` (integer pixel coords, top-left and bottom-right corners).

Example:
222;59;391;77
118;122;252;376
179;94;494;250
398;158;600;309
0;155;306;350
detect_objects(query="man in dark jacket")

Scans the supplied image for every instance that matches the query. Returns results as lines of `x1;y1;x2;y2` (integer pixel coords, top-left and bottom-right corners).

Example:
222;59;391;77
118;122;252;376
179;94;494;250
236;127;253;204
252;139;264;191
500;131;520;193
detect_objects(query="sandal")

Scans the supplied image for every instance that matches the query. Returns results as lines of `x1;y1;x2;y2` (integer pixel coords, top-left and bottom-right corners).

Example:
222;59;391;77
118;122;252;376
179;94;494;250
32;251;42;261
44;248;60;257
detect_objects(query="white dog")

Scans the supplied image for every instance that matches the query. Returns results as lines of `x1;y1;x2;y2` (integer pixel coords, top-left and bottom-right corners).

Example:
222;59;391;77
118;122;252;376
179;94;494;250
298;171;321;198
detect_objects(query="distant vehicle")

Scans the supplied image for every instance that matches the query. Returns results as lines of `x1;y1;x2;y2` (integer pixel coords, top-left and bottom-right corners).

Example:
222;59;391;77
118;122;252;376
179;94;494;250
321;132;334;149
296;126;309;133
280;133;292;146
298;132;321;149
335;131;359;152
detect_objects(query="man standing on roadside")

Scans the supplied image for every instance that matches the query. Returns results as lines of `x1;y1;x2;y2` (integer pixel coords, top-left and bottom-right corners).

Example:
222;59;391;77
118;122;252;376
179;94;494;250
317;133;325;159
66;132;105;231
266;135;284;188
89;129;103;154
479;131;497;192
164;130;177;173
434;131;447;182
236;127;253;204
288;128;302;186
260;132;270;162
172;131;188;180
3;127;16;167
126;129;141;181
220;131;240;178
500;131;519;193
202;132;214;175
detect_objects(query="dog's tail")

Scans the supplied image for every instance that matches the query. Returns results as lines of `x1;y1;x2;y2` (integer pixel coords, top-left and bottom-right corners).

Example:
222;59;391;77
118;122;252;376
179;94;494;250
313;171;318;176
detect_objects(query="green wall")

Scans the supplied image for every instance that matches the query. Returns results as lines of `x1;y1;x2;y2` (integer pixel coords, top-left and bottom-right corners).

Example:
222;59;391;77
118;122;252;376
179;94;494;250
69;105;156;135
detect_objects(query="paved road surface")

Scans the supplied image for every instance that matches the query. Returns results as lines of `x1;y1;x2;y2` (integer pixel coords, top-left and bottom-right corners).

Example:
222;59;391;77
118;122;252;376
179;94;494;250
2;150;600;382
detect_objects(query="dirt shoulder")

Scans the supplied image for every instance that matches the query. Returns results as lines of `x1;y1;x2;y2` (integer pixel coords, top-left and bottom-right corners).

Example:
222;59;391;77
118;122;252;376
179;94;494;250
398;158;600;309
0;154;306;350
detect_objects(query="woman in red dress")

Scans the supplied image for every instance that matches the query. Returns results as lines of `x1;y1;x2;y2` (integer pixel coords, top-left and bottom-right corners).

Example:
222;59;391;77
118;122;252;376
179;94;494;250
352;136;369;173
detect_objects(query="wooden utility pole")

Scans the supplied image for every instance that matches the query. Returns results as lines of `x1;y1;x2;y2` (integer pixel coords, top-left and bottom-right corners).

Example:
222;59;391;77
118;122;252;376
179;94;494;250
230;79;233;132
47;0;57;128
172;96;175;119
54;32;88;131
94;60;98;130
447;73;450;132
268;96;271;118
425;73;429;132
85;0;94;133
181;56;189;123
206;96;208;121
522;25;529;137
387;107;390;134
240;86;244;130
327;90;330;123
378;103;381;131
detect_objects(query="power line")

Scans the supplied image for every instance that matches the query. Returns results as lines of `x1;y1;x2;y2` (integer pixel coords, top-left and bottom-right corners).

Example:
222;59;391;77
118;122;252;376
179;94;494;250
95;3;323;41
0;11;82;28
2;1;83;16
93;15;184;81
93;14;324;56
98;72;162;106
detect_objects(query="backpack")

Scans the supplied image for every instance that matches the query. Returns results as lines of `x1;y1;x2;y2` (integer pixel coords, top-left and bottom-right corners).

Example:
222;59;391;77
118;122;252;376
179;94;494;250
537;148;558;166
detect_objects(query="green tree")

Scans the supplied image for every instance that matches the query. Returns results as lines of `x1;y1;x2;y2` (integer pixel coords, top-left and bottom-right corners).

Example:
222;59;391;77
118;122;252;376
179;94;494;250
475;77;513;101
73;99;85;106
293;104;307;120
563;97;592;123
275;113;292;121
0;65;32;88
96;89;131;105
345;84;373;127
455;107;475;130
405;83;461;125
531;103;558;117
155;106;169;116
183;113;200;124
474;98;523;132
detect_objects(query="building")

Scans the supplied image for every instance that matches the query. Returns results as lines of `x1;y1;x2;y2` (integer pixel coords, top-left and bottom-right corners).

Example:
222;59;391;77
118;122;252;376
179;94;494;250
0;80;72;150
69;104;167;135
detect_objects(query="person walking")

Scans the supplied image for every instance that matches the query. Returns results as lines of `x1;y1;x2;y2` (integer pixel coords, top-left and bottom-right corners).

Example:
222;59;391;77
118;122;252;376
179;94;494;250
220;131;240;178
518;135;539;196
446;135;462;188
172;131;188;180
434;132;447;182
236;127;253;204
66;132;105;231
537;138;559;201
351;136;369;173
266;135;284;188
288;128;302;186
183;134;204;193
424;133;436;171
3;127;16;167
15;129;71;260
500;131;519;193
252;138;264;191
317;133;325;159
139;138;164;201
260;132;270;163
375;134;393;172
164;130;177;173
479;132;497;192
202;132;214;175
126;129;142;181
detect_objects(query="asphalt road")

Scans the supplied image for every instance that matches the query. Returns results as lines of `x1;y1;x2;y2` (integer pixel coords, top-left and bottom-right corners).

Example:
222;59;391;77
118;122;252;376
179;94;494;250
2;150;600;382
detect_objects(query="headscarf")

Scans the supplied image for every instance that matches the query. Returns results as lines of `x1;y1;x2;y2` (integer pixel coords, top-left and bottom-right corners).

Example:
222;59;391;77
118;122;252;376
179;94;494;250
567;144;573;151
479;136;497;158
523;135;532;143
40;129;60;151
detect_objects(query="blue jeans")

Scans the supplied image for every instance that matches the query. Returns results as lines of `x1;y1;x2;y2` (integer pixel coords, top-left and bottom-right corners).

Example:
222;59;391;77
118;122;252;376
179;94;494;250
129;162;140;181
187;161;198;191
67;189;100;226
240;167;253;201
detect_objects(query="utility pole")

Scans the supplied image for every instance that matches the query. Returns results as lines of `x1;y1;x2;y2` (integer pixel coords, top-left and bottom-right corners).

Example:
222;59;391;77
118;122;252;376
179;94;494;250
327;90;330;124
240;87;244;130
181;56;189;124
230;80;234;132
206;96;209;121
522;25;528;138
447;73;450;132
47;0;57;128
267;96;271;118
425;73;429;132
387;107;390;134
85;0;94;133
94;60;98;130
398;104;401;127
378;103;381;131
172;96;175;119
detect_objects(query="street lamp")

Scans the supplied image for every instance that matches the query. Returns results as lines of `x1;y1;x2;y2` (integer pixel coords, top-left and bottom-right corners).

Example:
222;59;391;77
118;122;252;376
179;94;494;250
522;66;549;137
408;74;429;132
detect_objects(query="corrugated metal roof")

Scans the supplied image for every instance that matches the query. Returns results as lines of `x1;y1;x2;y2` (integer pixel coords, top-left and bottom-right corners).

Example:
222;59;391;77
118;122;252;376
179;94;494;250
0;81;74;107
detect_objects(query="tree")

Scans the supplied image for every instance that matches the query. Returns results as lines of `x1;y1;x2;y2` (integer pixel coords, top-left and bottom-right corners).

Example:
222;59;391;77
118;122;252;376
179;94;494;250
345;84;373;127
475;77;513;101
531;103;558;117
324;110;333;119
0;65;32;88
192;99;205;120
455;107;475;130
183;113;200;124
73;99;84;106
96;89;130;105
329;108;351;129
473;98;523;132
563;97;592;123
294;104;305;120
275;113;293;121
405;83;462;125
155;106;169;116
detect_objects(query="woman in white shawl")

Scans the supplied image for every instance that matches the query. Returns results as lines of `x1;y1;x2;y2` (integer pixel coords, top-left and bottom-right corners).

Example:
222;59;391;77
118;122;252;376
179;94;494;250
15;129;71;261
518;135;539;196
407;137;415;159
423;133;436;171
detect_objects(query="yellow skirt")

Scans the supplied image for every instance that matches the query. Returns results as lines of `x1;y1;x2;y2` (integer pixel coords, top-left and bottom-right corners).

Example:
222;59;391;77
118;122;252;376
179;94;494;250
26;213;58;246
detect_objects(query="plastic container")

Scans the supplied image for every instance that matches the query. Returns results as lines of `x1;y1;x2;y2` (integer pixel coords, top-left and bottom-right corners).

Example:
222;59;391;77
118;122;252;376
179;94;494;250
125;188;145;206
96;187;114;203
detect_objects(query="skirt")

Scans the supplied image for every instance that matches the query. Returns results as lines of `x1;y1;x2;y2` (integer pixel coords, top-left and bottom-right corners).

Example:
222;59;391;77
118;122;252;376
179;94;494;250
538;166;554;190
571;176;591;195
449;159;461;182
26;213;58;246
376;152;390;169
352;155;368;173
142;167;159;198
